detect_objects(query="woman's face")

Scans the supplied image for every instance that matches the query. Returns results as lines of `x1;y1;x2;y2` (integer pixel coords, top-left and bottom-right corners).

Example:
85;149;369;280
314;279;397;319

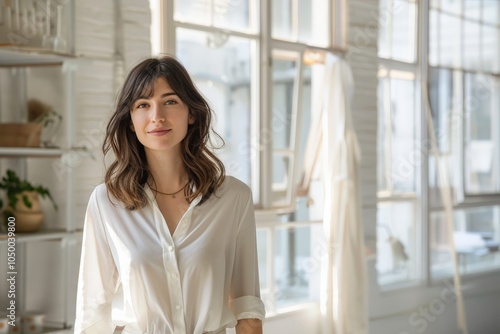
130;77;194;155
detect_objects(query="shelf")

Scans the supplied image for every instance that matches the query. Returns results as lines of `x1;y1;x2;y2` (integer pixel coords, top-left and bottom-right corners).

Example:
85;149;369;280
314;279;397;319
43;328;73;334
0;45;75;67
0;147;65;157
0;229;82;244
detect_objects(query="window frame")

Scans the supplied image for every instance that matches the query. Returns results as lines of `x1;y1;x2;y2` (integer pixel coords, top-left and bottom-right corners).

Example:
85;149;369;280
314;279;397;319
377;0;500;293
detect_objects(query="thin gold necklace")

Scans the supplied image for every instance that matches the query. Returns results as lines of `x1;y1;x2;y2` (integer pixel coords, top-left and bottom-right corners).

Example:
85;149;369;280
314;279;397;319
150;182;189;198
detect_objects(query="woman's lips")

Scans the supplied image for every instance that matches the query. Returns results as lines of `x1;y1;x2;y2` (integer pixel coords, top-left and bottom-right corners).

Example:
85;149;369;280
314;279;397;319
148;129;171;136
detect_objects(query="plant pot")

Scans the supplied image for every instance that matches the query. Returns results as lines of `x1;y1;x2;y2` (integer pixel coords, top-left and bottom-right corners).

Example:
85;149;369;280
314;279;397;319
13;191;42;212
11;210;44;232
4;192;44;232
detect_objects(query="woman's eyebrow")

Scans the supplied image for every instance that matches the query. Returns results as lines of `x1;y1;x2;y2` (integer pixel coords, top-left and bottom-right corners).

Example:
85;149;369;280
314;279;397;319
135;92;177;100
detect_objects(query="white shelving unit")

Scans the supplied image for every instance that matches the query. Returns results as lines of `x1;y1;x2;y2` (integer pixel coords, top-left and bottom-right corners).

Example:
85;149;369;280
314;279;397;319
0;19;80;332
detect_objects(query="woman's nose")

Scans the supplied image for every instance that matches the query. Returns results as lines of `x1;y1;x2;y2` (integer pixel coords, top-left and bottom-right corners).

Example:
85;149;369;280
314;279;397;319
151;103;165;122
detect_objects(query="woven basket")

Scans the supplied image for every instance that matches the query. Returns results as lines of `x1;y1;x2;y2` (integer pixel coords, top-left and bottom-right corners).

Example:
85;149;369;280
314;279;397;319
0;123;42;147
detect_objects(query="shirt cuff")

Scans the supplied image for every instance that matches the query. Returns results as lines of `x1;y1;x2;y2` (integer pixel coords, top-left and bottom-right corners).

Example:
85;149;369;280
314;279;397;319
229;295;266;322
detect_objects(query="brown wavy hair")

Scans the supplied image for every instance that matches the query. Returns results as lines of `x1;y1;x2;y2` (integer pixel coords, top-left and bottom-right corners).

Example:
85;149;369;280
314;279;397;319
103;55;225;210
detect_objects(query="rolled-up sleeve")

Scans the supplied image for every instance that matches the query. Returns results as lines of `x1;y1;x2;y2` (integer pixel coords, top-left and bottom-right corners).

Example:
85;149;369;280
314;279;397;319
74;189;119;334
229;195;266;322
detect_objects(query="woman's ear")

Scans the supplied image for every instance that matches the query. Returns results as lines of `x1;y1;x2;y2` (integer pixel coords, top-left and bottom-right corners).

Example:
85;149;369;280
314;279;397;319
188;115;195;125
130;122;135;132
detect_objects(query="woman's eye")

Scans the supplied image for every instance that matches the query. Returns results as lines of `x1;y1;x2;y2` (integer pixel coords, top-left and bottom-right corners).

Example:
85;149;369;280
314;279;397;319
136;103;148;109
165;100;177;105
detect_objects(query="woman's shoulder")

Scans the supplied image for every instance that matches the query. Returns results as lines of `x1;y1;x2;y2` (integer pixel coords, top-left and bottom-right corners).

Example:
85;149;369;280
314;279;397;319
219;176;251;195
216;176;253;204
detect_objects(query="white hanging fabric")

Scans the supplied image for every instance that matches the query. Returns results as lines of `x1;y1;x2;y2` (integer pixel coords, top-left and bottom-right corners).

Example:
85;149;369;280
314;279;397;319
320;53;367;334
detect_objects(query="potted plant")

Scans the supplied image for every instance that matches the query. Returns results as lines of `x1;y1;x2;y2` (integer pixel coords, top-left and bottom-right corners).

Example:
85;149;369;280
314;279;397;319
0;169;58;233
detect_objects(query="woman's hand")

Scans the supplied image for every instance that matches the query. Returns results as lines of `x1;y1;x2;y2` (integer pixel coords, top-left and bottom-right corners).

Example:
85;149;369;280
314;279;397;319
235;318;263;334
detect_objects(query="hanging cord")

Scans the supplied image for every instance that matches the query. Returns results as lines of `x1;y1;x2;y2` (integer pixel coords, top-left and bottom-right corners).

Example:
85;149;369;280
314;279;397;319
422;77;468;334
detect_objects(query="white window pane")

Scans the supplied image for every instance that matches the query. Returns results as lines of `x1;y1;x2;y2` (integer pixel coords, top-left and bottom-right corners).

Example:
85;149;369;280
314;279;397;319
390;77;416;193
257;229;268;290
482;26;500;73
429;68;453;153
483;0;500;25
377;201;417;286
174;0;211;25
441;0;461;15
273;154;289;191
377;78;389;192
272;58;295;150
464;0;481;21
431;0;440;8
272;0;293;40
463;20;481;70
429;9;439;66
431;206;500;279
391;0;417;62
297;0;329;46
464;73;498;193
174;0;254;30
440;13;461;67
272;0;329;46
378;0;390;58
213;0;252;31
176;28;254;185
274;225;323;308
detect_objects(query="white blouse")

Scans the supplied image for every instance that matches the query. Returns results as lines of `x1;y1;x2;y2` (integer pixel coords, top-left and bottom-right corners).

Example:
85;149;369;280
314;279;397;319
74;176;265;334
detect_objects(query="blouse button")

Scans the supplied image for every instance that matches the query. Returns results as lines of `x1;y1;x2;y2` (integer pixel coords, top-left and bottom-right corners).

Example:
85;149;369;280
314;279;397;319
182;218;188;224
176;305;181;310
168;246;174;252
172;273;178;279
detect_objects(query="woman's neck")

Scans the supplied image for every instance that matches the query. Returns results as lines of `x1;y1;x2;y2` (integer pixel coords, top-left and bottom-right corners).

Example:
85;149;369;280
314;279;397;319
146;149;189;192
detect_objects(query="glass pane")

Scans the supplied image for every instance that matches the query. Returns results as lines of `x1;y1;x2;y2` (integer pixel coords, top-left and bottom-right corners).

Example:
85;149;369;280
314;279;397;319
257;229;268;290
429;9;440;66
463;21;481;70
431;206;500;280
274;225;323;308
272;0;329;46
273;154;289;191
174;0;253;30
377;201;417;286
377;78;389;192
378;0;390;58
213;0;251;30
174;0;211;25
483;0;500;25
431;0;440;8
440;13;461;67
298;0;329;46
429;68;453;153
392;0;417;62
464;0;481;21
272;58;295;150
390;77;416;193
441;0;461;15
176;28;253;185
482;26;500;73
464;73;497;193
272;0;293;40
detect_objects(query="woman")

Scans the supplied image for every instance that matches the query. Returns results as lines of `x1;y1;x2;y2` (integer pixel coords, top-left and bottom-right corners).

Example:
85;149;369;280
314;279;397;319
74;56;265;334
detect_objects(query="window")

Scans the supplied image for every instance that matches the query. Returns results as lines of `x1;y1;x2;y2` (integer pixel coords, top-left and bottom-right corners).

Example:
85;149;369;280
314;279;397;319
377;0;419;286
428;0;500;280
377;0;500;288
151;0;344;314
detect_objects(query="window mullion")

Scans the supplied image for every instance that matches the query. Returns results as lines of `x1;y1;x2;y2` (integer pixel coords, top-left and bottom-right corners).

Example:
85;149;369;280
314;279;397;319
161;0;176;54
420;0;431;285
260;0;273;209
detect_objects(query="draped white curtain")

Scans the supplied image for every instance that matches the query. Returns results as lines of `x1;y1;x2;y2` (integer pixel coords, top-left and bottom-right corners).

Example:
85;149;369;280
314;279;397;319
320;54;367;334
